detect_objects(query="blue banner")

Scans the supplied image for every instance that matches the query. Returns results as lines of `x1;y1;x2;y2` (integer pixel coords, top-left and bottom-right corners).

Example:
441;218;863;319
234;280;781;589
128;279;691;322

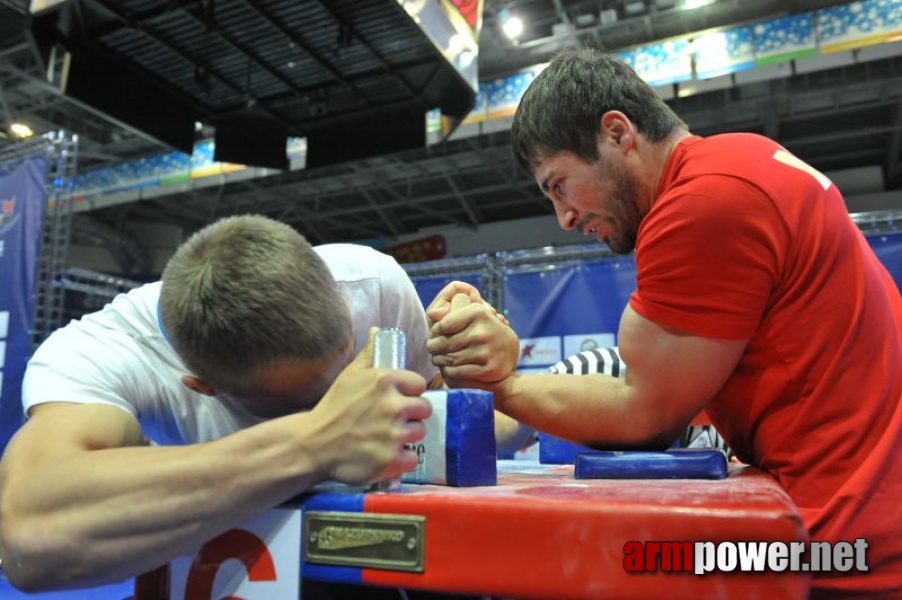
866;230;902;291
408;230;902;375
0;153;48;458
502;256;637;370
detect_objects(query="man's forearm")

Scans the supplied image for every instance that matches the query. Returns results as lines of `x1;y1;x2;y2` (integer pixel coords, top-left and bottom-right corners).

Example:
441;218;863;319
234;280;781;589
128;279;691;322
492;373;682;449
494;411;536;455
0;414;326;591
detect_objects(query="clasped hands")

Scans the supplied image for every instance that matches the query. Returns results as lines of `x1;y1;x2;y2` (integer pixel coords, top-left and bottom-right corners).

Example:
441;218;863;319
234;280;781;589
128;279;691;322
425;281;520;389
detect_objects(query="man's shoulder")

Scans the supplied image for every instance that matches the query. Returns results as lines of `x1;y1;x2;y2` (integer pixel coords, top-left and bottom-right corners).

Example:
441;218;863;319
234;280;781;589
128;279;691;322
33;280;168;365
77;280;162;330
685;133;781;170
314;243;388;261
661;133;787;206
314;243;402;281
695;132;776;149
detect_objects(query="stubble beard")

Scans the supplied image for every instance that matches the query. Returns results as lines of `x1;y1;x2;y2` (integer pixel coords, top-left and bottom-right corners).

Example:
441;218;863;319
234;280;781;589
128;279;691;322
597;161;643;255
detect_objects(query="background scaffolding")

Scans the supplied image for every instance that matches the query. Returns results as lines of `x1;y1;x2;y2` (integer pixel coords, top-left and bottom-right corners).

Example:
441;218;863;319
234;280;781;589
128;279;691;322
0;130;78;347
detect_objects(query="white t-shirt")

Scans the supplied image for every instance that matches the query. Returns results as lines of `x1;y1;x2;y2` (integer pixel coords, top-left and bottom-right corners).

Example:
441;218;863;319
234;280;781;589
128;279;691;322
22;244;438;445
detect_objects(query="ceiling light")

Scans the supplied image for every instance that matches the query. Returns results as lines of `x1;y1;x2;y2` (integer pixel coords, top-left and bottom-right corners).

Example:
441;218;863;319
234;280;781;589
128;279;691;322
624;1;646;16
499;8;523;40
574;13;596;27
682;0;715;9
10;123;34;138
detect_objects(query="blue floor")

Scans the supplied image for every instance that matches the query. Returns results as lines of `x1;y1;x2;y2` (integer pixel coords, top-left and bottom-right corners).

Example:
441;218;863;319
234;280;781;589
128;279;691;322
0;575;134;599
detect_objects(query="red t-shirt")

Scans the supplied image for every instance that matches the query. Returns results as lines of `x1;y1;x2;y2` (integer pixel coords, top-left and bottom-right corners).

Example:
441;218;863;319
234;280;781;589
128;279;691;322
630;133;902;595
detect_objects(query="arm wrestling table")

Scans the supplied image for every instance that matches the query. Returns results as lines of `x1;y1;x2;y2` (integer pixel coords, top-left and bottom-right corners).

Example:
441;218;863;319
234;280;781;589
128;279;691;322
128;460;810;600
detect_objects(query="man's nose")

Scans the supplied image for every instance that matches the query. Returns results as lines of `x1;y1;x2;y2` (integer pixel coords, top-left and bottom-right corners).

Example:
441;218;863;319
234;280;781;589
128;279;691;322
556;205;578;231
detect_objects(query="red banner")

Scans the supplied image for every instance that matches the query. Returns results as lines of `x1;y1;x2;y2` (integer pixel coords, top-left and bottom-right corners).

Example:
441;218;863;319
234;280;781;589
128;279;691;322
382;234;447;263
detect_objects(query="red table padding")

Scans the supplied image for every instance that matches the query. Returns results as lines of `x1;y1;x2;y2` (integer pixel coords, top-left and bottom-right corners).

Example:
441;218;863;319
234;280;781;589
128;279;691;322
358;461;810;599
135;461;810;599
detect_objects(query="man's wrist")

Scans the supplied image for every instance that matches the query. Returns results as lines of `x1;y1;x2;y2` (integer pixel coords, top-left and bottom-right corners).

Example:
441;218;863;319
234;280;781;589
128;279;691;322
486;373;518;410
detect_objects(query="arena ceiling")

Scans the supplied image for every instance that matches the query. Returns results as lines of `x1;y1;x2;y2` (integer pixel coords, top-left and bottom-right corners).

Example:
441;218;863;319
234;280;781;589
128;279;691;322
0;0;900;274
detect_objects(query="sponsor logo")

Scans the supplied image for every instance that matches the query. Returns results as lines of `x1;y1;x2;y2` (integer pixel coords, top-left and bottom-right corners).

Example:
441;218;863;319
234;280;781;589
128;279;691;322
517;336;562;367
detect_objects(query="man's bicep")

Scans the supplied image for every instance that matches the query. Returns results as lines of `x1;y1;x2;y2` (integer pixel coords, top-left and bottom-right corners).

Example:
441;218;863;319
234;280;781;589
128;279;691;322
0;403;144;499
20;403;145;454
618;305;746;433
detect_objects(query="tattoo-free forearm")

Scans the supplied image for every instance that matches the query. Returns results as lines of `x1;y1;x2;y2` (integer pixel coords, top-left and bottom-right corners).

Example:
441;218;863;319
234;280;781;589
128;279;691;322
0;410;329;591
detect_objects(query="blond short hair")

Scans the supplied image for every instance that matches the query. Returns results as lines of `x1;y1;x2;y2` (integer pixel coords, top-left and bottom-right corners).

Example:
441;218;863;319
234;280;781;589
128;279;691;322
159;214;352;392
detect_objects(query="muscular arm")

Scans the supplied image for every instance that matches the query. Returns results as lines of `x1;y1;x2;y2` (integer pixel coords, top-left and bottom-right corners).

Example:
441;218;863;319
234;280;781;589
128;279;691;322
0;402;327;589
489;306;747;448
0;332;432;592
431;295;746;448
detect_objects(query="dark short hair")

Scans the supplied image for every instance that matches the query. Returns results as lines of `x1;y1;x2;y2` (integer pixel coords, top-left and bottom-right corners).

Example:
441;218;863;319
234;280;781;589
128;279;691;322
511;48;687;172
160;214;352;392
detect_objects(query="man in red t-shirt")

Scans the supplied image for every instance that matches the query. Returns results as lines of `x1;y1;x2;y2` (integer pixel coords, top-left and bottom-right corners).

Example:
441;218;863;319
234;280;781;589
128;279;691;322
426;49;902;597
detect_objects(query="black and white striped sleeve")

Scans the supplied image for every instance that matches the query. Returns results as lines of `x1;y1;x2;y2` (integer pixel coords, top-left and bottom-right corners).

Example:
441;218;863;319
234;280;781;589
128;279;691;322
547;347;626;378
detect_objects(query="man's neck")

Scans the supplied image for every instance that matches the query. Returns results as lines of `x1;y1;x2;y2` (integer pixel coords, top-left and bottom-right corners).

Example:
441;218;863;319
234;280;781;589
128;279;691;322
646;129;692;209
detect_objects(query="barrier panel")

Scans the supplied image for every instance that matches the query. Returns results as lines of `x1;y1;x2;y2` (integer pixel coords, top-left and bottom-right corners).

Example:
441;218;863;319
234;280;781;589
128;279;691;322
404;213;902;376
0;153;48;456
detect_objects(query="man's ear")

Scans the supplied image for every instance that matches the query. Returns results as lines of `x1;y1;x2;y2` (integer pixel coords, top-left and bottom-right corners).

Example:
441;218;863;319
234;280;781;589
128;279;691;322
600;110;634;152
181;375;217;396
